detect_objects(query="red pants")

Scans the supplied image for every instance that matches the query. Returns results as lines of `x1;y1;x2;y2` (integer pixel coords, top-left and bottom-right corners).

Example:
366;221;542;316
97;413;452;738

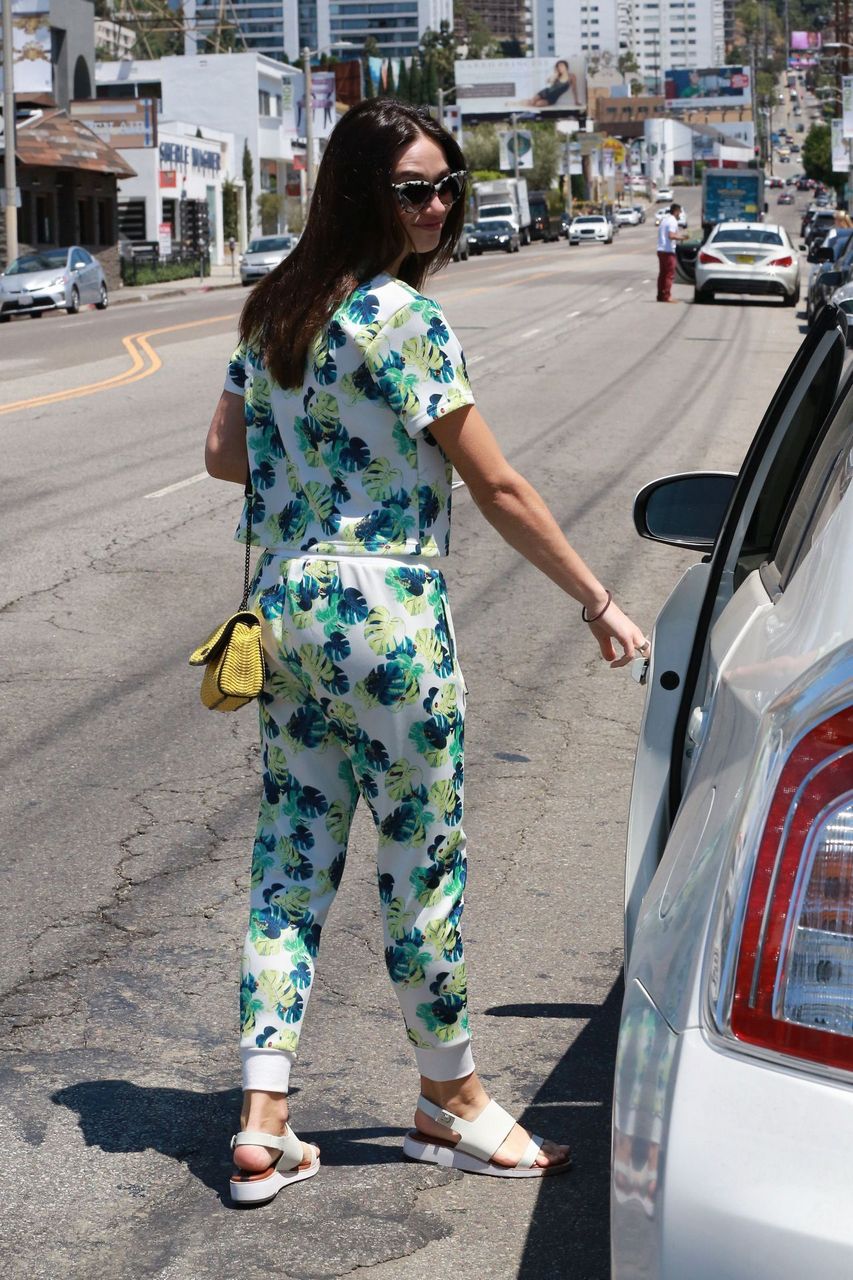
657;251;676;301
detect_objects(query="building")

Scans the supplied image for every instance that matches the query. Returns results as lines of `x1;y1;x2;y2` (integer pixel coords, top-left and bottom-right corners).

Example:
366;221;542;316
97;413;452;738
182;0;451;60
532;0;725;91
96;52;304;236
453;0;530;48
1;107;135;278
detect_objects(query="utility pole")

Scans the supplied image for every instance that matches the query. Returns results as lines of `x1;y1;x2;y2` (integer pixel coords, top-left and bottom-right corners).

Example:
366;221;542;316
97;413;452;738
302;47;315;209
510;111;520;179
437;85;444;128
2;0;17;264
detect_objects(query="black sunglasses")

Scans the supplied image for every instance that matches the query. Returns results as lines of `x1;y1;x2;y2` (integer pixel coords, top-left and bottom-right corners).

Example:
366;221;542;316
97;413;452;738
391;170;467;213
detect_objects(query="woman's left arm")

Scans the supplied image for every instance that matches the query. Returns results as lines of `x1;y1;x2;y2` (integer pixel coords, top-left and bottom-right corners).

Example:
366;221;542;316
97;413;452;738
205;389;248;484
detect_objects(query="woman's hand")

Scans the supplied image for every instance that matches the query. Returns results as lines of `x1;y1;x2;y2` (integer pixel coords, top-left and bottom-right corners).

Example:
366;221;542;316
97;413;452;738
586;599;649;668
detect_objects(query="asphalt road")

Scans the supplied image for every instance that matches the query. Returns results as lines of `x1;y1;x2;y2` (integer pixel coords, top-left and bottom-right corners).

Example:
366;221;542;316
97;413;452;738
0;187;813;1280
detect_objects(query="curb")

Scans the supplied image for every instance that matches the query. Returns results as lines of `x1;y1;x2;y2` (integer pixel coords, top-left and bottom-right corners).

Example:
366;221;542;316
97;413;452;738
112;280;244;307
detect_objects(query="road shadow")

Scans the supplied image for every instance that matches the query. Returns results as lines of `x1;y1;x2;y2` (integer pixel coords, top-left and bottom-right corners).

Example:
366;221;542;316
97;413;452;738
51;1080;407;1205
485;976;625;1280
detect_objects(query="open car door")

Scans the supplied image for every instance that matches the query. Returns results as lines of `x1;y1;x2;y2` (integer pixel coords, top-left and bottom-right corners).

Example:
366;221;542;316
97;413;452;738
624;306;847;960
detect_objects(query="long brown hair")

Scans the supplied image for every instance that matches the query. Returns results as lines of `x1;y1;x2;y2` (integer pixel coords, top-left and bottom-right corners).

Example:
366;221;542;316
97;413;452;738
239;98;467;388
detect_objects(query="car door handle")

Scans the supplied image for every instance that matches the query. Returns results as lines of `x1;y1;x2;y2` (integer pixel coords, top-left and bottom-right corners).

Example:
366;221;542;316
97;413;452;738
687;705;707;746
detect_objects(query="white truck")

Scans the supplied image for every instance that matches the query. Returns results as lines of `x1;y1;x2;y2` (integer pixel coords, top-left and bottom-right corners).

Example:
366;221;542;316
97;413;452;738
472;178;532;245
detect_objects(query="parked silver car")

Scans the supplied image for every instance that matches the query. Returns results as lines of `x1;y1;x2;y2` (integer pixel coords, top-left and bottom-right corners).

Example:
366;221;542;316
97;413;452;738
0;246;108;320
240;234;296;286
613;306;853;1278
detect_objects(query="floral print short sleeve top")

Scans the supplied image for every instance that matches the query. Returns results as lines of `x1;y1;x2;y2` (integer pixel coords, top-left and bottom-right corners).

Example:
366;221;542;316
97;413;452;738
224;273;475;558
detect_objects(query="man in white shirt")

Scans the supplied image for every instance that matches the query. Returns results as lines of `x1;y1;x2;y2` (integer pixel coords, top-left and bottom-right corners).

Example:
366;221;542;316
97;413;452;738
656;203;686;302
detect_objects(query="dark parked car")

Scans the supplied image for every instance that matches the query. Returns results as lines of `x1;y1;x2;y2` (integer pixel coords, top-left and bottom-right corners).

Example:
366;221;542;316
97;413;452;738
467;220;520;254
807;229;853;324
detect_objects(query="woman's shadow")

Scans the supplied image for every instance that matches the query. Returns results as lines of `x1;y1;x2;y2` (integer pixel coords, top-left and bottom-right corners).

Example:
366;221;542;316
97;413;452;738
51;1081;406;1205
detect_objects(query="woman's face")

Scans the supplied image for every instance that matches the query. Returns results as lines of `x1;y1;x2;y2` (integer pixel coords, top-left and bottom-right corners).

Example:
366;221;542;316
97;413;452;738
391;132;453;257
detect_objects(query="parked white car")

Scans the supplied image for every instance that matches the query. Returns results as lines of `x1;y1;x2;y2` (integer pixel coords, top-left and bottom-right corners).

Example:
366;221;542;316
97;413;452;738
655;187;674;203
568;215;614;245
615;206;642;226
694;221;800;306
655;207;688;228
0;246;108;320
240;234;296;286
613;307;853;1278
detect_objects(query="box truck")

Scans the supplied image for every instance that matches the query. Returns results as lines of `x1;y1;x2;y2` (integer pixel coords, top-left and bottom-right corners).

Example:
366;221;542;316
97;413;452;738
472;178;532;244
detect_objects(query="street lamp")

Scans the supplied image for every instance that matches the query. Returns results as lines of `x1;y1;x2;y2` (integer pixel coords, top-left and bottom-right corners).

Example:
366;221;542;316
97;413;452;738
2;0;18;263
302;40;354;207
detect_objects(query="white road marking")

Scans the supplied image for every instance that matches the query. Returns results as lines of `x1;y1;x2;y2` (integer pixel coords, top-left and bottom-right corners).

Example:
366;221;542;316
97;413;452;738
145;471;208;499
642;278;652;283
520;327;542;339
566;310;582;318
624;286;633;292
467;354;485;365
600;296;610;302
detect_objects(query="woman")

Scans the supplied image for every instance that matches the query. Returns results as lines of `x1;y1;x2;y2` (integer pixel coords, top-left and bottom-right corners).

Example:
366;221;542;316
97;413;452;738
205;99;646;1205
529;60;579;108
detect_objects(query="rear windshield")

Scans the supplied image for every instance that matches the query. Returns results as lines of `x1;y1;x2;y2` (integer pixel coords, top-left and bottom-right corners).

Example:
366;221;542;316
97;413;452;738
711;229;784;245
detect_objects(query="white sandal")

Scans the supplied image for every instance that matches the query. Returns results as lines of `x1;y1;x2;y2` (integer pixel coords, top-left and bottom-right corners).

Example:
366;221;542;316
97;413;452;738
403;1095;571;1179
229;1126;320;1206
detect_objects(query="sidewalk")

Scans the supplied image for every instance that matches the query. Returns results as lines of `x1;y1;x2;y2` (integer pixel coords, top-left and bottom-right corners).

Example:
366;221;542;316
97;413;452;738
112;262;244;306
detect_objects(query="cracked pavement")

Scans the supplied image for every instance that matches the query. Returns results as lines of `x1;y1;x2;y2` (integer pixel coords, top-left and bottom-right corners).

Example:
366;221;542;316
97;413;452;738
0;223;802;1280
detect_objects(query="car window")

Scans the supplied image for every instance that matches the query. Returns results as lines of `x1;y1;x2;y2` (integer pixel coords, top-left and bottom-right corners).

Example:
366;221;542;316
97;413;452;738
769;362;853;590
736;342;843;584
70;249;88;268
5;249;67;273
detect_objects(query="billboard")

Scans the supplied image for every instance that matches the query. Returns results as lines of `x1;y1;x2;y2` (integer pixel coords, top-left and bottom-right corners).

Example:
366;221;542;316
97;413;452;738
498;129;533;170
0;0;51;95
455;57;587;115
70;100;158;149
283;70;339;142
664;66;751;109
791;31;821;50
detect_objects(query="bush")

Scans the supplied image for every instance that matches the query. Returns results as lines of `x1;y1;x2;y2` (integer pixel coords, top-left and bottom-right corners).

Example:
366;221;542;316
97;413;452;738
121;259;207;285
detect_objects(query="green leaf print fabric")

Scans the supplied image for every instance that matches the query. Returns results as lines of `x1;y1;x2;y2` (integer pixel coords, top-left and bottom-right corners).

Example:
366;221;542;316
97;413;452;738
240;555;470;1062
224;274;475;558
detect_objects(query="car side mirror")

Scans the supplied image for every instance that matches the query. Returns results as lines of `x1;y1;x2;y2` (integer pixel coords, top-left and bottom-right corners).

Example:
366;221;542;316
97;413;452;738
633;472;738;551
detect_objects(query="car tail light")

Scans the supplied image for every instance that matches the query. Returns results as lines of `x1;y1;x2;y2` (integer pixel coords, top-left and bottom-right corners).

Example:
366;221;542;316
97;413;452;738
699;251;723;264
768;255;794;267
730;706;853;1069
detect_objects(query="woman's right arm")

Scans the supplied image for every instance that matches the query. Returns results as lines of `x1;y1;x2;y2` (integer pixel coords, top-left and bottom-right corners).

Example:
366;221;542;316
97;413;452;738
431;404;647;667
205;389;248;485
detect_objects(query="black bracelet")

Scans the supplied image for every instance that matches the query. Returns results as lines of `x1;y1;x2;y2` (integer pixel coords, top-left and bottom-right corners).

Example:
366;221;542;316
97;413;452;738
582;589;612;624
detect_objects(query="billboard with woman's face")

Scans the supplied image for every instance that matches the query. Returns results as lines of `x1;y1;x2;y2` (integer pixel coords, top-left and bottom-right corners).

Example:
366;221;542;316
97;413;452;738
455;57;587;115
664;66;752;109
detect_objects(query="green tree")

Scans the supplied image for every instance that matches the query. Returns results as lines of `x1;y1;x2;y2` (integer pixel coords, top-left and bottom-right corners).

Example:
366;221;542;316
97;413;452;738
422;54;438;106
242;142;254;229
408;58;422;104
257;192;281;235
802;122;843;193
397;59;411;102
363;61;376;98
384;58;397;97
222;178;239;242
420;21;456;93
527;123;562;192
617;52;639;84
462;123;499;172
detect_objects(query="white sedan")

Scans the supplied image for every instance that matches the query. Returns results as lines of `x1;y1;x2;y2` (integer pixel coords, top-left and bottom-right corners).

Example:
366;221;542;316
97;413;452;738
694;222;800;305
655;187;674;203
613;306;853;1278
568;215;613;245
615;206;642;226
655;207;688;228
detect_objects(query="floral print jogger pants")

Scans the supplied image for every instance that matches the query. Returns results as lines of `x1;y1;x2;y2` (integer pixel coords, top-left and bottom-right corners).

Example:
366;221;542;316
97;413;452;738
239;554;474;1093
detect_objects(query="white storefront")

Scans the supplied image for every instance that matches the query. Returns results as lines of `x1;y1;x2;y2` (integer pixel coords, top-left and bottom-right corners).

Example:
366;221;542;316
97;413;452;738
115;121;237;266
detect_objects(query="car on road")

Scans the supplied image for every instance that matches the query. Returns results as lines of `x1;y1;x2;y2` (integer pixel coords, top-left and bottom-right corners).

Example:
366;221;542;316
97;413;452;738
806;229;853;324
615;206;642;226
568;214;614;245
613;305;853;1279
633;205;647;224
466;219;520;254
0;246;108;320
452;225;470;262
239;234;296;286
655;187;674;203
778;191;795;204
693;222;800;306
829;280;853;316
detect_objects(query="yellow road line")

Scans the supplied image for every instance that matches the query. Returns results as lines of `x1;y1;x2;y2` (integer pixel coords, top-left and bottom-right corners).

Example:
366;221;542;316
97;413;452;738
0;312;236;416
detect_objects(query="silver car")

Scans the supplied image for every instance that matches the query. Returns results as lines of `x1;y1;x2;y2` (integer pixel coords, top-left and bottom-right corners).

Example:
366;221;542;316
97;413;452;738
0;246;108;320
613;306;853;1277
240;234;295;286
694;222;800;306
